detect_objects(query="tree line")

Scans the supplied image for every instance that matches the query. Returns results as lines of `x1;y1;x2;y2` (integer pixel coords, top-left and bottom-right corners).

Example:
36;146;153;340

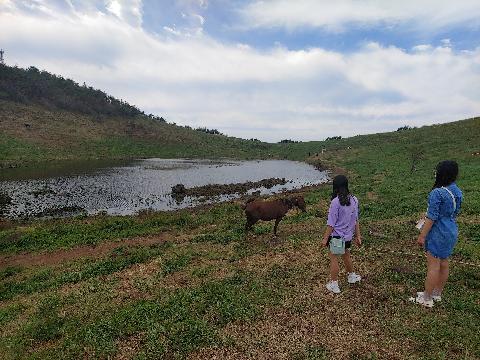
0;64;164;121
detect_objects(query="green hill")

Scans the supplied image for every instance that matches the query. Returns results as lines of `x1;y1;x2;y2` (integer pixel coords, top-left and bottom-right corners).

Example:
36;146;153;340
0;64;277;167
1;64;479;173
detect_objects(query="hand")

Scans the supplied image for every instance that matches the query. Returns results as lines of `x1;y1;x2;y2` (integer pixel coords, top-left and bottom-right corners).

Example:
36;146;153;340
322;237;329;247
355;235;362;247
417;235;425;247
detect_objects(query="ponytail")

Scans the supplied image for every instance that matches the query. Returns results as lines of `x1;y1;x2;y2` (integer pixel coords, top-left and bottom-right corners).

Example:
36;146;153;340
331;175;351;206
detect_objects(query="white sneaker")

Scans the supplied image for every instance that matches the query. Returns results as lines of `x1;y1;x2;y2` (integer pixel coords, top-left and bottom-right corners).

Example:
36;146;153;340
409;293;434;308
417;292;441;302
347;272;361;284
326;280;341;294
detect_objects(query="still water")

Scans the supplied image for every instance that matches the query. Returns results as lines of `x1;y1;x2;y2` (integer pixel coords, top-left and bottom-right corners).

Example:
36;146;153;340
0;158;328;218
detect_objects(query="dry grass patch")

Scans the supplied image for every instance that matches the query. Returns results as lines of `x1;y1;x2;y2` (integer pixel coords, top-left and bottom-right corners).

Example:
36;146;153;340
114;333;145;360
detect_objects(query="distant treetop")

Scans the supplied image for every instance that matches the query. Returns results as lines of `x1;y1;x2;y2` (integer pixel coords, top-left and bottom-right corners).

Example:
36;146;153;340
279;139;300;144
195;127;223;135
325;136;342;141
396;125;416;131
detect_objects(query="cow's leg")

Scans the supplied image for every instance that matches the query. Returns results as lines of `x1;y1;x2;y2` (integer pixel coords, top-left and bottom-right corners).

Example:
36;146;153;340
273;217;282;236
245;216;257;233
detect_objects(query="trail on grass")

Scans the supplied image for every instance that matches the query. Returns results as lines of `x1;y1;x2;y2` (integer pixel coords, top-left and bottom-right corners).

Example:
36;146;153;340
0;233;171;268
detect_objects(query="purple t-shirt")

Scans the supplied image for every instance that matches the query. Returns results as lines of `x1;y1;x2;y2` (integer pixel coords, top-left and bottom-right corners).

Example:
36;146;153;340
327;195;359;241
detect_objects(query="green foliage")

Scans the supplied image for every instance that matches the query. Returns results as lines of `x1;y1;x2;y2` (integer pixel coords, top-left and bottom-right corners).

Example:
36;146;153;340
162;251;196;275
55;272;278;358
0;212;193;254
0;304;24;326
0;244;169;301
24;296;64;342
0;64;143;118
195;127;222;135
0;265;23;280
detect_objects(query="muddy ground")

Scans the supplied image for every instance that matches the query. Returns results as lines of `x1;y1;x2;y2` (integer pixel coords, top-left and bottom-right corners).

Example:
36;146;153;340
172;177;289;199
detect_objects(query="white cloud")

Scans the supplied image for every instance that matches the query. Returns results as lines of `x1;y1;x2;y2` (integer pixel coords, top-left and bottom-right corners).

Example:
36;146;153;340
169;0;208;37
412;44;433;52
441;38;452;47
0;1;479;141
240;0;480;32
163;25;182;36
106;0;143;27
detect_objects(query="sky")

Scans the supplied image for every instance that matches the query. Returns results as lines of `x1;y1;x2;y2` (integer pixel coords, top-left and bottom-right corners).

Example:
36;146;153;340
1;0;480;142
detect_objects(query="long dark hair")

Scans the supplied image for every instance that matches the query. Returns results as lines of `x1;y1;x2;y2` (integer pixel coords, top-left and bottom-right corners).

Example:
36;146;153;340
433;160;458;189
331;175;351;206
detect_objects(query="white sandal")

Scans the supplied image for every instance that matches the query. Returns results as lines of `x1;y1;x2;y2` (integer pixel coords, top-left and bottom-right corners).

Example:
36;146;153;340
409;292;434;308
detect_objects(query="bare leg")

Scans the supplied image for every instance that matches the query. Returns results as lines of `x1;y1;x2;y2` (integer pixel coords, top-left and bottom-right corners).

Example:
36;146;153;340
342;250;354;273
329;252;340;281
424;252;441;300
435;259;449;295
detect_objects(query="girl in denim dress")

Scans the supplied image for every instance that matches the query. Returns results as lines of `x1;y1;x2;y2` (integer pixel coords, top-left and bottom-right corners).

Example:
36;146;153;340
412;160;463;308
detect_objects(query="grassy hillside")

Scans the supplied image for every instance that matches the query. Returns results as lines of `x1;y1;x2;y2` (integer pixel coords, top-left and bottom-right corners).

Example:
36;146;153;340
0;99;276;167
0;64;280;167
2;64;479;171
0;118;479;359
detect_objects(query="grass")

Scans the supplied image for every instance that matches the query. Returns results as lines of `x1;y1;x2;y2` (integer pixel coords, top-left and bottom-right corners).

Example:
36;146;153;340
0;117;479;359
0;100;286;168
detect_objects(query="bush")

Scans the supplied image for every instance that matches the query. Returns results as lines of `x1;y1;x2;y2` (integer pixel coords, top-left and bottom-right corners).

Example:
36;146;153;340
195;127;222;135
325;136;342;141
279;139;300;144
396;125;416;131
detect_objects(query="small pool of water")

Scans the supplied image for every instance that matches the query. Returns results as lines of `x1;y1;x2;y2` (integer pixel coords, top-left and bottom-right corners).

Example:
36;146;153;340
0;158;328;218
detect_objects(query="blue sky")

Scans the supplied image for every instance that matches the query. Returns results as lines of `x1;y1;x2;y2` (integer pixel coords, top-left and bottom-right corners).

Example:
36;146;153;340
1;0;480;141
142;0;480;52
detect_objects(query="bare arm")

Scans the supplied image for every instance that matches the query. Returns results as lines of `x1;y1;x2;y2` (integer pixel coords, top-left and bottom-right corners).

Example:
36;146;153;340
322;225;334;247
417;218;434;246
354;221;361;246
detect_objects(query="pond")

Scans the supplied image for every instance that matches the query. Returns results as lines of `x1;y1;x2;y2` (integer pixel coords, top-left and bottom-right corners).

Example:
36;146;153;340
0;158;329;218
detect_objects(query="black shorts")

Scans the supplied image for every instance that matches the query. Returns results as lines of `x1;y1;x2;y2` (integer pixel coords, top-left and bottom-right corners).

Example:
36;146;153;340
327;236;352;249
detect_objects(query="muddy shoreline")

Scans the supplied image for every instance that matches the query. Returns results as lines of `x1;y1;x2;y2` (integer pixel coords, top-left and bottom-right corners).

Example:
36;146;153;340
171;177;289;199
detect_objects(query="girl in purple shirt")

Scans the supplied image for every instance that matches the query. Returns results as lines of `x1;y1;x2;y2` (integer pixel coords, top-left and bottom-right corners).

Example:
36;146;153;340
322;175;362;294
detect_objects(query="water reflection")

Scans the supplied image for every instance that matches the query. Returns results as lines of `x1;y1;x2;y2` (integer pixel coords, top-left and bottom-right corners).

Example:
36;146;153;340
0;159;328;218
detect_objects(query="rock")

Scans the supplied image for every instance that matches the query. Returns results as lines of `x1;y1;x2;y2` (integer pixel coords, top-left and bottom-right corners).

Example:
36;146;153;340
171;184;186;194
0;192;12;216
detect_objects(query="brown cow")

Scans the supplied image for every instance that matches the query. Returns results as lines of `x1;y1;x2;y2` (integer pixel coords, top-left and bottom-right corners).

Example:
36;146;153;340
244;196;306;236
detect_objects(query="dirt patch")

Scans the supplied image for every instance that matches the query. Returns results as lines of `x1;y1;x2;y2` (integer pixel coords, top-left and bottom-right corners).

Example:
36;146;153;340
114;333;145;360
113;258;163;303
0;233;170;269
0;218;15;230
367;191;378;201
458;214;480;225
372;172;386;184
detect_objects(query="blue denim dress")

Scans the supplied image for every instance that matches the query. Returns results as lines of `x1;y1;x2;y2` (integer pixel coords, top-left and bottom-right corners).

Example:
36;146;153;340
425;183;463;259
